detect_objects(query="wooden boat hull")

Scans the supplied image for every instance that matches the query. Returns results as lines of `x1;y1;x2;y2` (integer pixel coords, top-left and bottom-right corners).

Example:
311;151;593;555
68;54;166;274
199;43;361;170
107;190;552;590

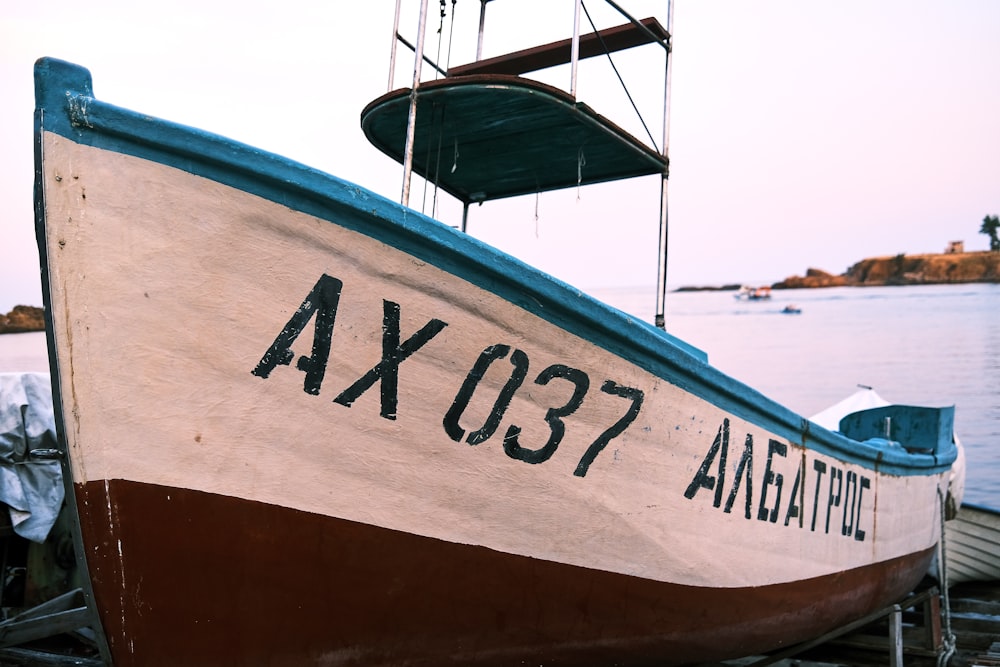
945;503;1000;584
80;479;934;667
32;59;957;665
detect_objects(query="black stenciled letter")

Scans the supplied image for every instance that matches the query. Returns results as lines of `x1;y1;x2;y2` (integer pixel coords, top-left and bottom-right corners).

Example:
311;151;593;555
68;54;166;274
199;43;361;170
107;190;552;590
252;274;343;395
443;345;529;445
810;460;828;532
824;466;843;534
757;439;786;523
841;470;858;537
684;419;730;506
573;381;643;477
724;433;754;519
504;364;589;465
783;458;805;527
854;476;870;542
334;300;447;420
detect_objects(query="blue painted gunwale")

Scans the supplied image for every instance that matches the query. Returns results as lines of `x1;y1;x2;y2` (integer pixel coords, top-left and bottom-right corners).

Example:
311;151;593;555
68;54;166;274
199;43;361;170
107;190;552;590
33;58;957;476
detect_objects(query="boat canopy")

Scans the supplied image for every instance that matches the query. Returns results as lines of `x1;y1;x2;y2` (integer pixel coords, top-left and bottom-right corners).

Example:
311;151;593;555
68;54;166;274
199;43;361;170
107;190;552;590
366;2;673;327
361;75;667;205
361;13;669;206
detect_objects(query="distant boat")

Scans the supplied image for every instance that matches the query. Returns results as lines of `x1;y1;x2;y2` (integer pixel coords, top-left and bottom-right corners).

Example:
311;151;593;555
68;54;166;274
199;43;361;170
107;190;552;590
735;285;773;300
782;304;802;314
28;2;963;665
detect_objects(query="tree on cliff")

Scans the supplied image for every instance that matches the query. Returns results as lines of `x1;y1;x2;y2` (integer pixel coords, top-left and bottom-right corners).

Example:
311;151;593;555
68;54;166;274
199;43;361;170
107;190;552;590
982;214;1000;252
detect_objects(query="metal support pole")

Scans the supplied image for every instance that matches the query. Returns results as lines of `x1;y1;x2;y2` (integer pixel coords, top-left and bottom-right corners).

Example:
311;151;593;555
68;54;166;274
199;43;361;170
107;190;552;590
402;0;431;208
388;0;403;91
654;1;673;329
476;0;488;61
461;202;470;233
655;176;668;329
889;604;904;667
570;0;582;99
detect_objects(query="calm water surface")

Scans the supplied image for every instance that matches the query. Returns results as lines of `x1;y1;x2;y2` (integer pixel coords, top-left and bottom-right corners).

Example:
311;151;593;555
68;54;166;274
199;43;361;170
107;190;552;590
0;330;48;373
2;283;997;505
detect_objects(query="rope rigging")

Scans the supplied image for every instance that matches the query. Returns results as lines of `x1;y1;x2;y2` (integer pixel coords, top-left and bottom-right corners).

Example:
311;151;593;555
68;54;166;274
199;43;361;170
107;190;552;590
422;0;458;215
580;0;661;153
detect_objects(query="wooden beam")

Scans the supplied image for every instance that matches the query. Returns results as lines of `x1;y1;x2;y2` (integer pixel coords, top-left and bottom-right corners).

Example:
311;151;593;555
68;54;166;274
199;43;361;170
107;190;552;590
447;17;668;77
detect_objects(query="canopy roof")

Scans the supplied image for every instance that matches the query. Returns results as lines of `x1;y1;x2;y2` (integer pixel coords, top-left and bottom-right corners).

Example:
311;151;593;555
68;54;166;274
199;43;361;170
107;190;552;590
361;75;668;205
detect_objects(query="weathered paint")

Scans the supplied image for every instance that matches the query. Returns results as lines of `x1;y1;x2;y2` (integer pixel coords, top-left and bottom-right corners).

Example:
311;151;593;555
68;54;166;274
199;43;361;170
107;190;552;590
76;479;935;667
38;134;946;586
33;58;957;665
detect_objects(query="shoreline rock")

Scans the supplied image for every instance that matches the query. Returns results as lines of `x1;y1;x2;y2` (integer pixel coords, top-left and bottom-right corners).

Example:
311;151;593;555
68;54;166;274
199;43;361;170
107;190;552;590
774;251;1000;289
674;283;743;293
0;306;45;334
676;251;1000;292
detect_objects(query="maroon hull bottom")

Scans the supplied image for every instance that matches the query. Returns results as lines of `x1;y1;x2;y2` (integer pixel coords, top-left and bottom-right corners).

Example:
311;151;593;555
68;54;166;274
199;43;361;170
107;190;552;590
75;480;933;667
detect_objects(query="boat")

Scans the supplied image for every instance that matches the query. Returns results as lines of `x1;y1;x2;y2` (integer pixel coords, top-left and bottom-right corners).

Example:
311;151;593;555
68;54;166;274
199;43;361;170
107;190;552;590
29;2;962;665
943;502;1000;584
781;304;802;314
735;285;773;300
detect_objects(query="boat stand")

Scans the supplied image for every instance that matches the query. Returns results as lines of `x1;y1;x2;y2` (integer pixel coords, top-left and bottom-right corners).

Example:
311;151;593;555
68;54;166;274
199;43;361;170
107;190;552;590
0;588;91;648
0;505;105;664
738;586;945;667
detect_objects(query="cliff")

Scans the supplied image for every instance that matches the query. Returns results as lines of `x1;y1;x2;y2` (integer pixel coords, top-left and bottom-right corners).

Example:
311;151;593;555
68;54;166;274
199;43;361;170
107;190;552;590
0;305;45;334
773;251;1000;289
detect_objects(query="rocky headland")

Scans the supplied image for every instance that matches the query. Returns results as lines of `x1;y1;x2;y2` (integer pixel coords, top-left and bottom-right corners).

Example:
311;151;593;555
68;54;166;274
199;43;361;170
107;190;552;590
677;251;1000;292
0;305;45;334
773;251;1000;289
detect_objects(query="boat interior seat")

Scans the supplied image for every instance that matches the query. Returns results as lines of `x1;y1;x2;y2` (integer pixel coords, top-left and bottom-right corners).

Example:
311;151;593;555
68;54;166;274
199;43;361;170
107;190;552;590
839;405;955;455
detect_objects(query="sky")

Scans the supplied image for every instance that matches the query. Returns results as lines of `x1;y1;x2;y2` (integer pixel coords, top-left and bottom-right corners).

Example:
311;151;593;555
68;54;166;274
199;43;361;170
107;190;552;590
2;0;999;313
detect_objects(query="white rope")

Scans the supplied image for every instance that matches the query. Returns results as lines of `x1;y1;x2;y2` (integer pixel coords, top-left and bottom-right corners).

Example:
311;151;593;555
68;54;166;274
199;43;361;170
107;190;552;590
936;487;957;667
433;0;446;80
445;0;457;73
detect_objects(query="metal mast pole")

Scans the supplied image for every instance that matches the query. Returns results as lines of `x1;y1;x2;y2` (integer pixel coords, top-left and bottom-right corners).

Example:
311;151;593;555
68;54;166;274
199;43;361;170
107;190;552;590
570;0;582;99
387;0;403;91
654;0;674;330
401;0;431;207
476;0;488;61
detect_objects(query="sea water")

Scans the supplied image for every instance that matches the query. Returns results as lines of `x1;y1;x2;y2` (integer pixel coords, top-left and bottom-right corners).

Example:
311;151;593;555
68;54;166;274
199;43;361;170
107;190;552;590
589;282;999;507
2;283;997;505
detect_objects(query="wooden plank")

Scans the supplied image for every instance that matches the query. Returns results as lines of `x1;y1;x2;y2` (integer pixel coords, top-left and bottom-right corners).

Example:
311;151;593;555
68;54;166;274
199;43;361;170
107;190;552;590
447;17;668;77
924;592;942;651
0;646;103;666
0;607;90;648
0;589;85;621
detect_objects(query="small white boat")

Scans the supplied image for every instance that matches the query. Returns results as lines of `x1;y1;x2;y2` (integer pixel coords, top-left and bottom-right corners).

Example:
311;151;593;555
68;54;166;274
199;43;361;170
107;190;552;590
735;285;773;300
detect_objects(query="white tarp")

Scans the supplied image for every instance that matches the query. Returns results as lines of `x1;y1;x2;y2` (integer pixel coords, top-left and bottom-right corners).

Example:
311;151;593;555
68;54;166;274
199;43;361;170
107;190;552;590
809;387;890;431
811;385;965;520
0;372;64;543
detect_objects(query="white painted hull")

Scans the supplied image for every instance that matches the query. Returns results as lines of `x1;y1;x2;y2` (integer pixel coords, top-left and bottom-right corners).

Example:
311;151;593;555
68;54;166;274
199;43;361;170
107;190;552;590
40;134;947;588
32;59;959;665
